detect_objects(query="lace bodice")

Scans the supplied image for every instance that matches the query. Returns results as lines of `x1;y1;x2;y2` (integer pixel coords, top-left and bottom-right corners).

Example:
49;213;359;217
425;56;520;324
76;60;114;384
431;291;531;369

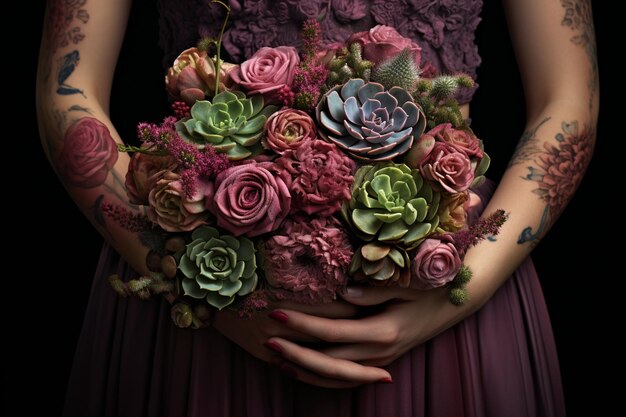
157;0;482;103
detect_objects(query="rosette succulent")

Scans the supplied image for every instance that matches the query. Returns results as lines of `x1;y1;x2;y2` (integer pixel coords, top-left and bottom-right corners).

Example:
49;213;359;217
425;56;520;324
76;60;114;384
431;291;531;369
179;226;258;309
343;163;440;248
176;91;277;160
350;242;411;287
316;79;426;161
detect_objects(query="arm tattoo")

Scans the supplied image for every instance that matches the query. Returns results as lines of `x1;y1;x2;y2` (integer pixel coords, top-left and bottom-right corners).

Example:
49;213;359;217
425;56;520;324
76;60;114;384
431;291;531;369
58;117;119;189
518;120;594;245
508;117;551;167
56;50;85;97
560;0;598;111
48;0;90;53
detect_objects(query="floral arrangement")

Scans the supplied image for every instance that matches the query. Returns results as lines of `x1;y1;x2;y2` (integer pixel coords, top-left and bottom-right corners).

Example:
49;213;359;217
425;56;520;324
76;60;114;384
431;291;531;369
107;1;506;329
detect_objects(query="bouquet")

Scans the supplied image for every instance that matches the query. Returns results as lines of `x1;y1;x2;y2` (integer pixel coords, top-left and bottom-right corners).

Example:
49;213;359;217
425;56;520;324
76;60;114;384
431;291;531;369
107;2;507;329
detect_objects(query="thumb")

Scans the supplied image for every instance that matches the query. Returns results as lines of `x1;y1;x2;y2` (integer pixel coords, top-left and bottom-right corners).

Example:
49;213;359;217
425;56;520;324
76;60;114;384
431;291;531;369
341;285;419;306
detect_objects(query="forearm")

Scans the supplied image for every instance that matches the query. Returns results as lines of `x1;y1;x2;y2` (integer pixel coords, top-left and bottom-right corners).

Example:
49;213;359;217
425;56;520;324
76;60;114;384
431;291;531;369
37;95;152;276
465;103;595;306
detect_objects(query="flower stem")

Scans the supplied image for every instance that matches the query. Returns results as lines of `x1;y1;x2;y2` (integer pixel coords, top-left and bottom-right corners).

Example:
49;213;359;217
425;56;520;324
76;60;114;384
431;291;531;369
211;0;231;95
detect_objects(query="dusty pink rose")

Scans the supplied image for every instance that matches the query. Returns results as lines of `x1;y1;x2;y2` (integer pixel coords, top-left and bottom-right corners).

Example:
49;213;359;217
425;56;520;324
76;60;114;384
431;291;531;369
438;191;470;232
411;234;462;290
125;151;177;205
274;140;356;216
420;142;475;193
60;118;118;188
165;47;239;104
428;123;483;159
147;171;210;232
263;109;316;154
230;46;300;103
206;161;291;237
347;25;422;65
260;216;353;304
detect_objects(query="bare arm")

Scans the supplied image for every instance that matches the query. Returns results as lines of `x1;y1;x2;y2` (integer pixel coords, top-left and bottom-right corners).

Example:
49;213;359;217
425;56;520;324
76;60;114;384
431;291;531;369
37;0;152;275
465;0;598;302
265;0;599;376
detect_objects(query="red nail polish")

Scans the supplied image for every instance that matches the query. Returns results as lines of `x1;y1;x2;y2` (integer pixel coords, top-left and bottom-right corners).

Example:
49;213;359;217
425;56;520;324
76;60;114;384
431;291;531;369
264;340;283;353
378;377;393;384
269;310;289;323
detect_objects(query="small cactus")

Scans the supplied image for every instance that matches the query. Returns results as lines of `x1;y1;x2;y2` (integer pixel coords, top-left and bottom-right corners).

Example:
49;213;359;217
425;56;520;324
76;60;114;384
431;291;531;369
372;48;420;91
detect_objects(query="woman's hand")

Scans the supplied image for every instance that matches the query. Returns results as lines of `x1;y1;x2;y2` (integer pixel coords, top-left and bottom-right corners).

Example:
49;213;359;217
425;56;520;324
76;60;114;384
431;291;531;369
264;286;482;376
212;299;393;388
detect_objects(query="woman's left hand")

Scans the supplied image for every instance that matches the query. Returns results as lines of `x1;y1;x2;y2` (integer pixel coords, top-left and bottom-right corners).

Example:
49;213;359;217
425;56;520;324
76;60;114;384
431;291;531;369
266;285;480;375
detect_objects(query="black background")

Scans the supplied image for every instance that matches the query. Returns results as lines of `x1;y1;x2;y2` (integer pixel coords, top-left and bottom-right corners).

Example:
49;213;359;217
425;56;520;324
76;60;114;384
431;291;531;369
4;1;619;416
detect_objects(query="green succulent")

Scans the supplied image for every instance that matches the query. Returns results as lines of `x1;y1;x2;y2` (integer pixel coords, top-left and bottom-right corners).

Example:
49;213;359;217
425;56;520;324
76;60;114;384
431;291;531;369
342;163;440;249
178;226;258;309
176;91;278;160
350;242;411;287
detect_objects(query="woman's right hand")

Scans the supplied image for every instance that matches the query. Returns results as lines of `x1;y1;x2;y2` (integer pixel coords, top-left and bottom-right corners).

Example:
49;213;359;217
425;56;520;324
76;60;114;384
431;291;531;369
212;300;392;388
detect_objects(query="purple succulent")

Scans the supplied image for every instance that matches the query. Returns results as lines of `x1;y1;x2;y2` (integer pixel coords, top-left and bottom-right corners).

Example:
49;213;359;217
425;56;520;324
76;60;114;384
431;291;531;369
316;79;426;161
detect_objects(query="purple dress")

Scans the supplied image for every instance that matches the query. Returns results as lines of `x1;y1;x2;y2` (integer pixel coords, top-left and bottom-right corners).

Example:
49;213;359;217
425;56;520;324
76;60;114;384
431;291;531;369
63;1;565;416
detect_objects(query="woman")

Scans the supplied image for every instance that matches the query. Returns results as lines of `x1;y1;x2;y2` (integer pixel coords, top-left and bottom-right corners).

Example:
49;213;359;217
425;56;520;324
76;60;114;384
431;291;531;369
37;0;598;416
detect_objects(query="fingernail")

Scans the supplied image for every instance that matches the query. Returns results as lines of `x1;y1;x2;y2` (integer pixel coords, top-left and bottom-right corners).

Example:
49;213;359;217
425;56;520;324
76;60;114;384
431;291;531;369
269;310;289;323
345;286;363;298
378;377;393;384
264;340;283;353
279;364;298;379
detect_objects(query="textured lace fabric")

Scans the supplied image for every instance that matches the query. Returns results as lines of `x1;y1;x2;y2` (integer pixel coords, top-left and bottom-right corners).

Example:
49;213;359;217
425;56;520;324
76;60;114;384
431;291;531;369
157;0;482;103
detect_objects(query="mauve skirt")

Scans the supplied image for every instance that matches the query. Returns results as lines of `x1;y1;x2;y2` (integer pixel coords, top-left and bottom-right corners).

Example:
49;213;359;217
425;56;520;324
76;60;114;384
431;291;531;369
63;182;566;417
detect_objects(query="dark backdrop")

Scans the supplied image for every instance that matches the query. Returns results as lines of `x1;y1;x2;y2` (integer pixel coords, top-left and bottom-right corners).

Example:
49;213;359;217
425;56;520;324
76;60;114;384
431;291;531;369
5;1;619;416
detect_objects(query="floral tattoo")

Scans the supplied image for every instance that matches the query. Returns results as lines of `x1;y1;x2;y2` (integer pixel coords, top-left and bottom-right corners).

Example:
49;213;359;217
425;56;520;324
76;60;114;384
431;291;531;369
508;117;551;167
58;118;119;189
47;0;90;52
560;0;598;110
518;120;594;245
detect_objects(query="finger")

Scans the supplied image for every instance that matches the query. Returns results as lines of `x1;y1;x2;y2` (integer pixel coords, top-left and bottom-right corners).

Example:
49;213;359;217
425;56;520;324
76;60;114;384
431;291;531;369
322;343;395;367
269;310;395;344
269;357;364;389
268;337;391;384
340;285;421;306
275;299;359;319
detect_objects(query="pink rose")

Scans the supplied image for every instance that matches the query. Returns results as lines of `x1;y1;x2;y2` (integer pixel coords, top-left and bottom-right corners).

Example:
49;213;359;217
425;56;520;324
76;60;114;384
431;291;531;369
230;46;300;103
165;47;239;104
420;142;475;193
206;161;291;237
428;123;483;159
147;171;210;232
263;109;317;154
59;118;118;188
411;234;462;290
275;140;356;217
125;151;177;205
347;25;421;65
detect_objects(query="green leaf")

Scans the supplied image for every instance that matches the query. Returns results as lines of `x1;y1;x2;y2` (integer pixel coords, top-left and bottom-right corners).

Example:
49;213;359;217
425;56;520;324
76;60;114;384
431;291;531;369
378;221;408;241
352;209;383;235
206;292;235;310
182;278;208;299
219;279;243;297
179;255;198;279
387;247;406;267
402;223;431;244
408;198;427;223
373;212;403;223
371;174;392;196
361;243;390;261
229;260;245;282
238;115;267;135
238;273;258;296
191;100;212;120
